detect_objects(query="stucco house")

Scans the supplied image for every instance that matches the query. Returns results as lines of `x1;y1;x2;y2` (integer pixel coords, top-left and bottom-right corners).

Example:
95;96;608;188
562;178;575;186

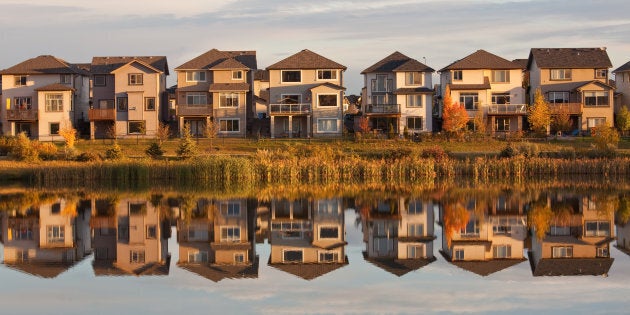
612;60;630;115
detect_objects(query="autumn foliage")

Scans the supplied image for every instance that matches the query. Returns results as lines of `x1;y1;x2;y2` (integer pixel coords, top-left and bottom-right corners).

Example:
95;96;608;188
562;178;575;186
441;85;469;135
442;202;469;246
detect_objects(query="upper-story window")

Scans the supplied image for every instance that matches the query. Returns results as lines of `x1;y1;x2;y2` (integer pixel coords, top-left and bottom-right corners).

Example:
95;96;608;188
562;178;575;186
406;72;422;85
145;97;156;111
281;70;301;83
584;91;609;107
372;74;391;92
14;75;27;86
232;70;243;80
550;69;571;80
492;93;510;104
453;70;463;81
186;71;206;82
317;70;337;80
595;69;608;79
548;91;569;103
491;70;510;83
14;97;32;109
60;74;72;85
94;75;106;86
219;93;239;107
318;94;338;107
128;73;143;85
45;94;64;112
460;93;479;110
117;97;128;111
406;95;423;107
186;92;207;105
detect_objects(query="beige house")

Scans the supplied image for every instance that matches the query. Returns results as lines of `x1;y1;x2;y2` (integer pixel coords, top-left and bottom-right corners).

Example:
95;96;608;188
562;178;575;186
439;50;526;135
266;50;346;138
88;56;169;139
613;61;630;115
0;55;90;140
527;48;614;133
361;52;434;135
174;49;257;138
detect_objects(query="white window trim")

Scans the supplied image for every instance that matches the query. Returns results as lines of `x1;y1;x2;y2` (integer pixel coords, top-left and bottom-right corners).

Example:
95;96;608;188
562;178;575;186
318;225;340;240
221;226;241;242
232;70;243;80
491;70;510;83
219;118;240;133
316;69;338;81
280;70;302;84
406;94;423;108
317;93;339;108
316;118;339;133
318;250;340;263
186;71;206;82
219;92;240;108
220;201;241;216
405;72;423;86
282;249;304;263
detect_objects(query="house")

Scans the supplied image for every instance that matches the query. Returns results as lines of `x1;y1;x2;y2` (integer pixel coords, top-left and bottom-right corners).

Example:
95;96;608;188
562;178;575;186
527;48;614;133
88;56;169;139
612;60;630;114
440;195;527;276
529;193;614;276
361;52;434;135
439;50;526;135
0;55;90;140
266;49;346;138
174;49;257;138
360;197;436;277
268;198;348;280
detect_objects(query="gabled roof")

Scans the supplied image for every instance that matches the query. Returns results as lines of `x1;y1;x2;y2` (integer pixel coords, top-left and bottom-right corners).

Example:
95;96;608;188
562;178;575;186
175;49;257;70
0;55;86;75
208;83;251;92
5;262;76;278
449;77;492;90
363;252;436;277
440;250;525;276
178;256;259;282
613;60;630;73
267;49;346;70
362;51;434;74
268;256;349;280
34;83;75;91
528;48;612;69
538;80;615;94
439;50;521;72
91;56;169;75
310;82;346;91
528;251;613;276
210;58;249;70
512;59;529;70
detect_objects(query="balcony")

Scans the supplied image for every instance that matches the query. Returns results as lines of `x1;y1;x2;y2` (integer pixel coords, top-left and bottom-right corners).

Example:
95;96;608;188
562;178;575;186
549;103;582;115
269;103;311;115
7;109;38;121
365;104;401;115
88;108;115;121
176;104;213;116
487;104;527;116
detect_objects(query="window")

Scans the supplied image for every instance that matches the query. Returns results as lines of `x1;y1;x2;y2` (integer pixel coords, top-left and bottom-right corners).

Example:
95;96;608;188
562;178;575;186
493;217;514;235
550;69;571;80
219;93;239;107
408;200;423;214
406;95;423;107
99;99;114;110
454;249;464;260
461;220;479;236
281;70;301;83
128;73;143;85
317;199;339;214
373;74;389;92
584;91;609;107
283;250;303;263
406;72;422;85
319;251;339;262
94;75;106;86
45;93;63;112
234;253;245;263
495;117;510;131
595;69;607;79
317;118;338;133
145;97;156;111
220;202;240;216
317;70;337;80
408;223;424;236
186;92;207;105
548;91;569;103
47;225;65;243
50;123;60;135
129;202;146;215
186;71;206;82
281;94;300;104
128;121;146;134
492;93;510;104
491;70;510;83
319;227;339;239
221;226;241;242
12;225;33;240
585;221;610;237
408;245;424;259
117;97;128;111
14;75;27;86
14;97;32;109
219;119;240;132
406;117;423;131
146;225;157;239
597;247;609;257
130;250;145;263
460;93;478;110
453;70;463;81
587;117;606;128
231;70;243;80
60;74;72;84
188;251;208;263
51;203;61;214
550;225;570;236
493;245;512;258
552;246;573;258
17;250;29;262
318;94;338;107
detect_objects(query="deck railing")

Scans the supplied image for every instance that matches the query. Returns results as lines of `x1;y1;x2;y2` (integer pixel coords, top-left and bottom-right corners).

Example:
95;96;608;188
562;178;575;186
269;103;311;114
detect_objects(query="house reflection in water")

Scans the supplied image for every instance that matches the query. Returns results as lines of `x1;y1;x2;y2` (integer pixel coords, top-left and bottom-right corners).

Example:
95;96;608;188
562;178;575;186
440;195;527;276
529;193;614;276
91;197;171;276
177;198;258;281
268;198;348;280
360;197;436;276
0;198;91;278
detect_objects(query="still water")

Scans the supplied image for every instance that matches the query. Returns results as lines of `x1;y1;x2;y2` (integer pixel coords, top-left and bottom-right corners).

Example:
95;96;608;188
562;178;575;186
1;182;629;314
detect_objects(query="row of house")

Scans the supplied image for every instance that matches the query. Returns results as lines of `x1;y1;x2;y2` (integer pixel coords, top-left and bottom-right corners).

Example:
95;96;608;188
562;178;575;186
1;191;622;279
2;47;629;140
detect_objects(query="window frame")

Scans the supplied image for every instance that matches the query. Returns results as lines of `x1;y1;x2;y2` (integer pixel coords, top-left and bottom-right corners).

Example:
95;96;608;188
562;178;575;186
234;252;245;263
492;245;512;258
491;70;510;83
186;71;206;82
319;226;340;239
93;75;106;87
317;118;339;133
45;93;64;112
128;121;146;135
318;250;339;262
188;250;209;263
406;94;423;108
317;69;337;81
282;249;304;263
60;74;72;85
459;93;479;110
492;93;511;104
219;92;240;108
128;73;144;85
552;246;573;258
221;226;241;242
47;225;65;243
586;117;606;129
495;117;510;132
281;70;301;83
219;118;240;133
406;116;423;131
550;69;572;81
548;91;569;104
14;97;32;109
50;122;60;136
584;91;609;107
454;249;464;260
220;201;241;216
117;97;128;111
595;69;608;79
317;94;338;107
146;225;157;239
453;70;463;81
232;70;243;80
406;72;423;86
130;250;146;263
14;75;27;86
144;97;156;111
186;92;208;106
407;245;424;259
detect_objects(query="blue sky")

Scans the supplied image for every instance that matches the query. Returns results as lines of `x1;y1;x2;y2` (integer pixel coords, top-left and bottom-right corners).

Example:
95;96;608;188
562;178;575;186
1;0;630;94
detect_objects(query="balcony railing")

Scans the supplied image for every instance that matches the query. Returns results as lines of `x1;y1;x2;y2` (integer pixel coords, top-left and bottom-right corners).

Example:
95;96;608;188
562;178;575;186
88;108;116;121
176;104;213;116
549;102;582;115
269;103;311;115
487;104;527;115
365;104;401;114
7;109;38;121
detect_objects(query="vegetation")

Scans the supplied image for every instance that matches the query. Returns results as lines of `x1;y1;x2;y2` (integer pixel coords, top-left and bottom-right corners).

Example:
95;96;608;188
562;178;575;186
441;85;469;137
616;105;630;136
551;106;571;135
177;123;199;159
592;123;620;153
528;88;551;136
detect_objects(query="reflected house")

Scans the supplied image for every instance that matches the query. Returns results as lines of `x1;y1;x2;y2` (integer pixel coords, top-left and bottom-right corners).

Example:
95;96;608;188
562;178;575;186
268;198;348;280
529;194;615;276
361;197;436;277
92;198;170;276
1;198;91;278
177;199;258;282
441;196;527;276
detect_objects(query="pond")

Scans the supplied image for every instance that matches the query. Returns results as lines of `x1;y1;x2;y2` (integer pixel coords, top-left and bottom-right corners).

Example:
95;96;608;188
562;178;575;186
0;181;629;314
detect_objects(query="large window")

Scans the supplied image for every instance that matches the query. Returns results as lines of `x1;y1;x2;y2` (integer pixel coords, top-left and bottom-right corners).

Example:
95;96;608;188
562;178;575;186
408;223;424;237
584;91;609;107
219;119;240;132
220;201;241;216
283;250;303;263
188;251;208;263
186;92;208;105
550;69;571;80
587;117;606;128
232;70;243;80
317;118;338;133
461;219;479;236
492;93;510;104
128;121;146;134
408;245;424;259
12;225;33;240
128;73;143;85
281;70;301;83
548;91;569;103
373;74;389;92
408;200;424;214
45;93;64;112
493;245;512;258
117;97;128;111
406;72;422;85
491;70;510;83
585;221;610;237
319;226;339;239
130;250;145;263
317;70;337;80
318;94;338;107
453;70;463;81
145;97;156;111
14;75;27;86
495;117;510;131
220;93;239;107
221;226;241;242
552;246;573;258
186;71;206;82
407;117;423;131
319;251;339;262
94;75;106;86
406;95;423;107
460;93;478;110
47;225;65;243
281;94;300;104
14;97;32;109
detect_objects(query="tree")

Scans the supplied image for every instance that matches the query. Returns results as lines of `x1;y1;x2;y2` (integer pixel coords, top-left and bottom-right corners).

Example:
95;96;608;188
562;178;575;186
441;86;469;136
177;123;199;159
551;106;572;135
616;105;630;136
156;122;171;145
59;120;77;149
145;141;164;159
528;88;551;136
592;123;620;152
472;108;487;135
204;118;220;152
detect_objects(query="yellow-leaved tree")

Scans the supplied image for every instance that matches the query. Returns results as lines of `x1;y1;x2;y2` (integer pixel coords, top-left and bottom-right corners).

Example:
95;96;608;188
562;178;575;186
528;88;551;136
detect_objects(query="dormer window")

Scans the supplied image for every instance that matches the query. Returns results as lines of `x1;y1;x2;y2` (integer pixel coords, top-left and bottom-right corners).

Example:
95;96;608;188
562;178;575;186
186;71;206;82
550;69;571;80
281;70;301;83
14;75;27;86
453;70;463;81
595;69;607;79
406;72;422;85
232;70;243;80
317;69;337;80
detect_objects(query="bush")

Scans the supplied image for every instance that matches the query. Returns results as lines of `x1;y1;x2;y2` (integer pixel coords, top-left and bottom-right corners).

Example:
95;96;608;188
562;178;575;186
105;142;124;160
499;143;519;158
146;141;164;159
0;136;14;156
76;152;102;162
36;142;59;160
10;133;39;161
421;146;449;161
515;143;539;158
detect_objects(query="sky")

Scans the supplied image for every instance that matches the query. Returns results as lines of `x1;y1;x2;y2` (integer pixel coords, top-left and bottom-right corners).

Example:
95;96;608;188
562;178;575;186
1;0;630;95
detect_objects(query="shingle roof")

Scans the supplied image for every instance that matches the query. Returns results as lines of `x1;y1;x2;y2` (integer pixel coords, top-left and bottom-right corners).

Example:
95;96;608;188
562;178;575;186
363;252;436;277
91;56;169;75
178;257;259;282
449;77;492;90
613;60;630;73
0;55;85;75
253;69;269;81
440;250;526;276
34;83;75;91
529;48;612;69
528;251;613;276
362;51;434;74
439;50;521;72
175;49;257;70
512;59;529;70
210;58;249;70
6;262;76;278
268;256;349;280
394;87;434;95
311;82;346;90
267;49;346;70
208;83;251;92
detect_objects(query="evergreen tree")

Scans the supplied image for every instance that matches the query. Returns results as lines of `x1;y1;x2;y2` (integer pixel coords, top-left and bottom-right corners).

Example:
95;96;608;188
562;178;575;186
177;123;198;159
